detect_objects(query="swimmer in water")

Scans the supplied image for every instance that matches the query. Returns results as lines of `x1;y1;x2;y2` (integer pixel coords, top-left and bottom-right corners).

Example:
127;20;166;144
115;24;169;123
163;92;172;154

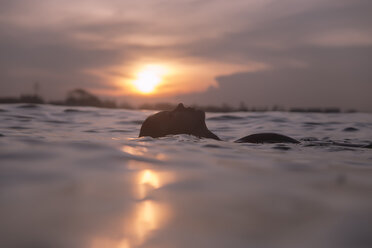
139;103;372;148
139;103;299;144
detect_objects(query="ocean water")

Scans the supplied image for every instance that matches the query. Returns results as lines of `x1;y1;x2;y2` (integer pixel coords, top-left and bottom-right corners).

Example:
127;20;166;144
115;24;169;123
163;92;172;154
0;103;372;248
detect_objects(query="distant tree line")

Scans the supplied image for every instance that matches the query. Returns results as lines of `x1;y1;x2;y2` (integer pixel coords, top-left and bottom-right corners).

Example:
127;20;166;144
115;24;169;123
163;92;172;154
0;88;354;113
49;89;120;108
137;102;347;113
0;89;132;109
0;94;45;104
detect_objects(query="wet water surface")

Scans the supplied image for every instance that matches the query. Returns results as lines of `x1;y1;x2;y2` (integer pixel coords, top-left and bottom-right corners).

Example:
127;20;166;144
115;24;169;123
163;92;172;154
0;104;372;248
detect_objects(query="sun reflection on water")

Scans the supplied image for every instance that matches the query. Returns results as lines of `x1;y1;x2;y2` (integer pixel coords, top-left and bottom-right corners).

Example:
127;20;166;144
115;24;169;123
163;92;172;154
121;146;147;156
121;145;167;161
91;162;173;248
91;146;175;248
123;169;170;247
137;169;161;200
131;200;164;244
141;170;160;188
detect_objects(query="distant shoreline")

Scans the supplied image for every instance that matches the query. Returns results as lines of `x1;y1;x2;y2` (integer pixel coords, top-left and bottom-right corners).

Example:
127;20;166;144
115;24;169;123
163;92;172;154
0;88;357;113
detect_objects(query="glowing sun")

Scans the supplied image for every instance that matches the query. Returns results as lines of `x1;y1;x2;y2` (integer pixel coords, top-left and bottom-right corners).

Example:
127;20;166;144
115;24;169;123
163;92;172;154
132;65;168;94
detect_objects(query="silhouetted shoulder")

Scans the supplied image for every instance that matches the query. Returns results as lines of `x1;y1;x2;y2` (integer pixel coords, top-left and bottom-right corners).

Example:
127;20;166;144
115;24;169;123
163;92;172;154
364;143;372;148
235;133;300;144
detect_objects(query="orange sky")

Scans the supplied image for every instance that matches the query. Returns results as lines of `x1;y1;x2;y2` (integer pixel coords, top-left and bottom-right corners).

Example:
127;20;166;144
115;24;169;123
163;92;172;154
90;58;268;97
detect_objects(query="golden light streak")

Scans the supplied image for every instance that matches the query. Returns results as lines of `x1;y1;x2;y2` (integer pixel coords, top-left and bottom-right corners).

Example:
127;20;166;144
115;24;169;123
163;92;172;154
121;146;148;156
140;170;160;188
137;169;160;199
133;200;159;242
90;168;174;248
121;146;167;163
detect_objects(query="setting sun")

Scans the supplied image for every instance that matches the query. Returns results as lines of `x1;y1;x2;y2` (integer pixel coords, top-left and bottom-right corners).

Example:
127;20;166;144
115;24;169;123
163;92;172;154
132;65;168;94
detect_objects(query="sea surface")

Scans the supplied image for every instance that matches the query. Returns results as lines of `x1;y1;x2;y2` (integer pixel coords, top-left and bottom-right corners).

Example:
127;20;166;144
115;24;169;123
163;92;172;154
0;103;372;248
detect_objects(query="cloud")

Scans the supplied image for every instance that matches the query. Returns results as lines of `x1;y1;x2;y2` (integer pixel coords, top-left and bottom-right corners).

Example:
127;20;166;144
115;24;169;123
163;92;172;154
178;46;372;111
0;0;371;110
307;30;372;47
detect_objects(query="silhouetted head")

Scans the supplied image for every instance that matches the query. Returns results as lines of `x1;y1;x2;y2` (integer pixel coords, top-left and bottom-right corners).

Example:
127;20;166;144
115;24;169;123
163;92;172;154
139;103;220;140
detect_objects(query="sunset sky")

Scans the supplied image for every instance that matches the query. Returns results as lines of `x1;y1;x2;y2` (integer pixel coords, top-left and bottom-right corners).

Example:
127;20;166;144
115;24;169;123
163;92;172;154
1;0;371;111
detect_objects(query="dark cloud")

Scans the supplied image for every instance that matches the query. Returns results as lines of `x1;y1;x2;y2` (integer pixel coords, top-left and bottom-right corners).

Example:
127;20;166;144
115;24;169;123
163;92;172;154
179;46;372;111
175;0;372;111
179;0;372;63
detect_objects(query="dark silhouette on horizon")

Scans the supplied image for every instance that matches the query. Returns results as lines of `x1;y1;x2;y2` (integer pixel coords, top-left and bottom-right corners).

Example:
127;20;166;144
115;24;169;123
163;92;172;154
139;103;371;148
59;89;118;108
0;94;44;104
0;88;355;113
140;103;299;144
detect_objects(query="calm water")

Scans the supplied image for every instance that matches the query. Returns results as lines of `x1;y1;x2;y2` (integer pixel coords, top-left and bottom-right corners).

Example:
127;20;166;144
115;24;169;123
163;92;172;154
1;104;372;248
